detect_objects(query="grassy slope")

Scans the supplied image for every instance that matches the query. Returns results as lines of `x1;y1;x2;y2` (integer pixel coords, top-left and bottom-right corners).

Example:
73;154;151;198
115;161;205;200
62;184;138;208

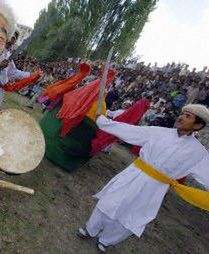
0;93;208;254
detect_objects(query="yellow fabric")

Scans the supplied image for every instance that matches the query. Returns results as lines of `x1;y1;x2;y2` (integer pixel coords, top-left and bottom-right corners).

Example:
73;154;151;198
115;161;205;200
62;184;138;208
134;158;209;212
86;97;107;121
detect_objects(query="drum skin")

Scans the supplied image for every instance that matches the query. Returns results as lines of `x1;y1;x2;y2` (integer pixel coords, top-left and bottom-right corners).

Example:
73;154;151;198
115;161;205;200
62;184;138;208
0;109;45;174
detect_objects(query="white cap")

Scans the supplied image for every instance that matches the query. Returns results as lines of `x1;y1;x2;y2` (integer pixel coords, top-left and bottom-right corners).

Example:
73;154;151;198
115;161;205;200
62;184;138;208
0;0;15;40
182;104;209;124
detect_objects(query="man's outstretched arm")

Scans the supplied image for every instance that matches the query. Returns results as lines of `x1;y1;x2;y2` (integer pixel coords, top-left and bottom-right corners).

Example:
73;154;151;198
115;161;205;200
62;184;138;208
96;115;154;146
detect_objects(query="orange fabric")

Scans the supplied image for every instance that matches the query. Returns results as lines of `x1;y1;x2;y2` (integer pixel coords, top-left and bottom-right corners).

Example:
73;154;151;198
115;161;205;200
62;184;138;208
3;71;41;92
43;62;91;102
57;68;116;137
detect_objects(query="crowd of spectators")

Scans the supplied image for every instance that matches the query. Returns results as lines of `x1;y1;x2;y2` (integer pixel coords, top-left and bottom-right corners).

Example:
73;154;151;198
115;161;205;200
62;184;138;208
103;62;209;127
14;54;209;128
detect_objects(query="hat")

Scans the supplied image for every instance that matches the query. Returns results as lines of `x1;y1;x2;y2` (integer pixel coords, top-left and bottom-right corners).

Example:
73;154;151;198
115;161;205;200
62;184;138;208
0;0;16;40
182;104;209;124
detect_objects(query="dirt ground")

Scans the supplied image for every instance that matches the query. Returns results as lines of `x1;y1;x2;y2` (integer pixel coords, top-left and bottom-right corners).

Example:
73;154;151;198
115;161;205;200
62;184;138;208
0;93;208;254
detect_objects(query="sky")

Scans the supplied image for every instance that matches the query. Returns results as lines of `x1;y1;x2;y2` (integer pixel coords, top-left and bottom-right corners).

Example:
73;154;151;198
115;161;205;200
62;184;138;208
7;0;209;70
7;0;51;27
135;0;209;70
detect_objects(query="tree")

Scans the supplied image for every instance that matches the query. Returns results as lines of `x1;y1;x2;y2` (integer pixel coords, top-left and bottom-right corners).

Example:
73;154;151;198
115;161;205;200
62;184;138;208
26;0;157;62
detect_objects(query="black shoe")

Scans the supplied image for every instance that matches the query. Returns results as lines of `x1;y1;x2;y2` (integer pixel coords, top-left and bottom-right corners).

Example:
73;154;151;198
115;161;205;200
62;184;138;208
77;227;90;239
96;241;106;253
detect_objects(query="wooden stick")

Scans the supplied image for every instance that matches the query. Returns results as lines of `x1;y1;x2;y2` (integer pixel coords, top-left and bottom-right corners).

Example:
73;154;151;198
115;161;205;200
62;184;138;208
0;180;34;195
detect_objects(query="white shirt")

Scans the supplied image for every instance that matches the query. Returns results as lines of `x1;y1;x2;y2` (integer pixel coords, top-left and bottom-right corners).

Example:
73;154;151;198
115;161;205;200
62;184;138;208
0;49;30;85
94;116;209;236
0;49;30;108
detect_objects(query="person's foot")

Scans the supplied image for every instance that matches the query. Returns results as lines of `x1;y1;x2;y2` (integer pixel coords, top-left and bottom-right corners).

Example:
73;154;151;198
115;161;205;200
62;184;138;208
77;227;90;239
96;241;106;253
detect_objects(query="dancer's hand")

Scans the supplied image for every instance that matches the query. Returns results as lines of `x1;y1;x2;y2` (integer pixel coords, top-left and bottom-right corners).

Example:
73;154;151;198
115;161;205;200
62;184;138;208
95;114;101;121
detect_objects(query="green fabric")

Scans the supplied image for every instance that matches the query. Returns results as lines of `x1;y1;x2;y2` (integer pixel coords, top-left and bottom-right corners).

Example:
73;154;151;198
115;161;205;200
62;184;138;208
40;106;98;172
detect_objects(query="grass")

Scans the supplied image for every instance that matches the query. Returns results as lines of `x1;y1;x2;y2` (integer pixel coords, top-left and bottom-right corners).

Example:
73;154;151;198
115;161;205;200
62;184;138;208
0;92;208;254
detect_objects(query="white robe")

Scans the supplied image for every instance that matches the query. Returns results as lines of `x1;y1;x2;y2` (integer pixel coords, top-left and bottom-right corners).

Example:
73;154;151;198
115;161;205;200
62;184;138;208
87;207;132;246
94;115;209;237
0;49;30;108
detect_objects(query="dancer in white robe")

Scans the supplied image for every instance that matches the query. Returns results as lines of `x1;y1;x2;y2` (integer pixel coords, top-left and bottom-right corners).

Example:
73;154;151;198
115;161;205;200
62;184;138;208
0;3;29;109
78;104;209;253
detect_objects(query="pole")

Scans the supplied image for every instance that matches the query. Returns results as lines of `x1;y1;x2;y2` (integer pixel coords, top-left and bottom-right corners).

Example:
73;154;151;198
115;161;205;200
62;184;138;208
97;47;114;115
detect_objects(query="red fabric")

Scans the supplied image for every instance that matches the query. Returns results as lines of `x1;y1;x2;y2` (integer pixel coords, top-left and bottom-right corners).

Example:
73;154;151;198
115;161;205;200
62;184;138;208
3;70;41;92
43;62;91;102
57;68;116;137
131;146;142;155
91;98;150;155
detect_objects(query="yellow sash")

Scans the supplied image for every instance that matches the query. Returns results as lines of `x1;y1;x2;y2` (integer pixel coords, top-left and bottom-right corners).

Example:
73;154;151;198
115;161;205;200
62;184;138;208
134;158;209;212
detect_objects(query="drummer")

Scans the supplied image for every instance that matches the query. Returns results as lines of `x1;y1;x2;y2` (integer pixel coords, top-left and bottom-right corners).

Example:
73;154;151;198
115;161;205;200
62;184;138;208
0;1;30;109
0;0;15;108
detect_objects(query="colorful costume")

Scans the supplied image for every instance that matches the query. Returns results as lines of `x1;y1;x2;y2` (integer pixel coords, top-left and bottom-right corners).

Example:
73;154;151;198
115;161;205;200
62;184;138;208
40;68;115;171
91;98;150;155
38;63;91;111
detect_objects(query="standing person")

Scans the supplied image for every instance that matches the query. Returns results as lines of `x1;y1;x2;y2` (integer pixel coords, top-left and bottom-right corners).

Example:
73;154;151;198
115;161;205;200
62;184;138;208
186;82;199;104
0;30;30;82
78;104;209;253
197;85;208;104
105;86;119;109
0;8;30;109
0;38;30;109
172;89;187;109
0;1;15;109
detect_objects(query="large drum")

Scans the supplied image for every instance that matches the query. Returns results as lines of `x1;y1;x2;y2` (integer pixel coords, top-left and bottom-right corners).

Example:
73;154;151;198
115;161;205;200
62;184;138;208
0;109;45;174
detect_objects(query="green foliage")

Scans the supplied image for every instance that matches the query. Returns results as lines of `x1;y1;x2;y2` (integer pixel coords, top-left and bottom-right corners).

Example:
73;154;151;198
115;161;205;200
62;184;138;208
26;0;157;61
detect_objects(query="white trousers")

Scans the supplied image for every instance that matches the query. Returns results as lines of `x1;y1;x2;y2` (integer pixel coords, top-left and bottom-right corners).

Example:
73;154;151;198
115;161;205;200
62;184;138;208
86;207;132;246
